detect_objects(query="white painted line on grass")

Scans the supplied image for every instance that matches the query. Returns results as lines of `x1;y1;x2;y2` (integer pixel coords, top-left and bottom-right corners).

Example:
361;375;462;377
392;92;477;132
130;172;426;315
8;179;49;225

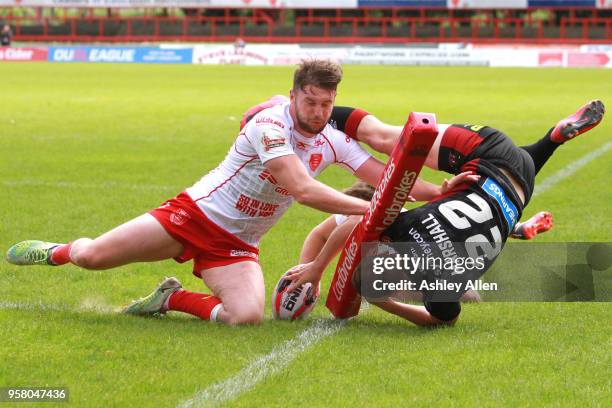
532;142;612;198
3;179;177;192
0;301;67;312
0;300;115;314
178;303;370;408
178;318;346;408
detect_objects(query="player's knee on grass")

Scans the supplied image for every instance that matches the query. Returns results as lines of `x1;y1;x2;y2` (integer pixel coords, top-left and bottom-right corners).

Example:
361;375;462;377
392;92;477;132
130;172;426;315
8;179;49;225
424;301;461;324
222;297;264;325
224;307;264;325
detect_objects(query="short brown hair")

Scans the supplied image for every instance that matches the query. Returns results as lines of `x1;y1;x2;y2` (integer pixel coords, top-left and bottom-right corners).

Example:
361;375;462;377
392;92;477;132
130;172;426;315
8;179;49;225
343;181;375;201
293;59;343;92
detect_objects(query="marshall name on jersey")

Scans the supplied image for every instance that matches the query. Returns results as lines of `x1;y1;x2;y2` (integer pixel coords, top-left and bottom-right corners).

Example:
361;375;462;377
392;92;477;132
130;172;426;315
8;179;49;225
186;102;372;246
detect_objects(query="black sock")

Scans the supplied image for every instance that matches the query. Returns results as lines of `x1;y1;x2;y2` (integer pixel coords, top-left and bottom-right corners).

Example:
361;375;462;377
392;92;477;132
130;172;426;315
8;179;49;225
520;128;561;175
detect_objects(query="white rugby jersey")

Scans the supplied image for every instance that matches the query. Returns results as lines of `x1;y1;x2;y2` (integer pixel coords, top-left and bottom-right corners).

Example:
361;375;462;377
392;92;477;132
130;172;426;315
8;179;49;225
186;102;372;247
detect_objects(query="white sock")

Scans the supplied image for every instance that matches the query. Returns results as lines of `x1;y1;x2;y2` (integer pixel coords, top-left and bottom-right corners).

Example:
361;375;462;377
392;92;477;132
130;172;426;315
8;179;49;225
210;303;223;322
162;291;179;311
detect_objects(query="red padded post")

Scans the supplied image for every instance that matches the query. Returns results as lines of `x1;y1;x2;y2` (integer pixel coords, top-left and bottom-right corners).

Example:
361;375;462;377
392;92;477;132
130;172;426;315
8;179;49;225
326;112;439;319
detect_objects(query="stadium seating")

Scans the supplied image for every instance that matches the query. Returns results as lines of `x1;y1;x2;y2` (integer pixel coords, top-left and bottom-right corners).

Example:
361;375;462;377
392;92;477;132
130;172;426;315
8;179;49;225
1;3;610;43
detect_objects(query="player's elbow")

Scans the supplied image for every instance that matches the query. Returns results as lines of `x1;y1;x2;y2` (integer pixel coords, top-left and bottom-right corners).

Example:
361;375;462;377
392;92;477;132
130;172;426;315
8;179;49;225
292;190;308;205
363;134;394;155
291;184;315;205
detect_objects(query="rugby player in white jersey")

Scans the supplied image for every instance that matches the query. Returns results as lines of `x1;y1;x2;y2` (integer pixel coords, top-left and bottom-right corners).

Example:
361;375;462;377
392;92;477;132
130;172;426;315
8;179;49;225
6;60;473;325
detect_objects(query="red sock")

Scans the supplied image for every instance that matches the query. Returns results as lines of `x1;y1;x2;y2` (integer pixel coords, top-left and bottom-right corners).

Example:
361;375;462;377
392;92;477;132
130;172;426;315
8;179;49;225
50;244;72;265
167;290;222;321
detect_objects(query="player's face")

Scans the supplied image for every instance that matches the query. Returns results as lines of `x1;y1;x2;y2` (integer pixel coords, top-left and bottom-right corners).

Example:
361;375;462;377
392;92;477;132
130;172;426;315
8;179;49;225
291;85;336;136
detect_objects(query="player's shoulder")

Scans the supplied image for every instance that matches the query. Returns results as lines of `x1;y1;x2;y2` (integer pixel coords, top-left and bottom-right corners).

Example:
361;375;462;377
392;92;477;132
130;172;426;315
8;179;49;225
242;103;294;157
247;103;291;134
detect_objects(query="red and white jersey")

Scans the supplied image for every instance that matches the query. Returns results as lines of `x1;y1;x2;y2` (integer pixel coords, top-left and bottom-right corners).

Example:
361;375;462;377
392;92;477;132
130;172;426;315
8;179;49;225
186;102;372;247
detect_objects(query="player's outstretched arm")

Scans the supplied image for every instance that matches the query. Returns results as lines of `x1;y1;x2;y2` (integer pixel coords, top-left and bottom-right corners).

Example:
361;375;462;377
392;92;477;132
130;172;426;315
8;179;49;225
266;155;369;215
355;157;480;202
354;151;441;200
298;216;339;264
410;172;481;201
286;215;360;292
353;114;402;155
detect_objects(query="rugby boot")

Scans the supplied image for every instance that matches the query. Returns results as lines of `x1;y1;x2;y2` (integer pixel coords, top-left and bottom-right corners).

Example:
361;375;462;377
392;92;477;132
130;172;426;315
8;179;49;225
6;240;62;266
511;211;553;240
123;277;182;316
550;100;605;143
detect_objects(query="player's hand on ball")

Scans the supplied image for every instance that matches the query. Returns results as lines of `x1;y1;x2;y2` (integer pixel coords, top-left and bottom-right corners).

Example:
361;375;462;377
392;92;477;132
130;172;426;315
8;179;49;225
272;268;321;320
285;262;323;295
441;171;480;195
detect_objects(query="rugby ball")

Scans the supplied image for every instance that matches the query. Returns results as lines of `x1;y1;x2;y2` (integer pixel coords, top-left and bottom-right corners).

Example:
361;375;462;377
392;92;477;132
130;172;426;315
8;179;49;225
271;271;319;320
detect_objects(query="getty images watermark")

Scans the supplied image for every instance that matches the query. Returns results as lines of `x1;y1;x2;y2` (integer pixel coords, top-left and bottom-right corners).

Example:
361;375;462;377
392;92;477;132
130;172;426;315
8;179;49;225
358;242;612;302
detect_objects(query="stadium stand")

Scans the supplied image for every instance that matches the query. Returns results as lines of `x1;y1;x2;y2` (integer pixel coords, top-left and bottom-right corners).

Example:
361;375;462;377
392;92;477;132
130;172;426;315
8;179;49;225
1;1;611;43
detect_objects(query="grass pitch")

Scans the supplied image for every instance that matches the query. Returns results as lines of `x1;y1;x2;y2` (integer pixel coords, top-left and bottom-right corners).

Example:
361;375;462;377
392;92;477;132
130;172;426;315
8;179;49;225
0;63;611;407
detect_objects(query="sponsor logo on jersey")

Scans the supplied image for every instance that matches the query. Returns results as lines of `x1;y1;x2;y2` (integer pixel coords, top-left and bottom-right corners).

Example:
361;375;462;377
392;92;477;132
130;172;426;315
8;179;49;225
295;139;325;151
262;131;286;152
481;177;518;230
230;249;258;259
258;170;289;195
258;170;278;184
170;208;190;226
235;194;280;217
448;151;459;170
461;124;485;133
309;153;323;171
274;186;290;196
255;116;285;129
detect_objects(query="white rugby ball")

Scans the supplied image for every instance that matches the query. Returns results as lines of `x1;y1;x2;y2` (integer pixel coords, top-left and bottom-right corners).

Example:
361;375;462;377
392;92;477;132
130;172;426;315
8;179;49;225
271;271;319;320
